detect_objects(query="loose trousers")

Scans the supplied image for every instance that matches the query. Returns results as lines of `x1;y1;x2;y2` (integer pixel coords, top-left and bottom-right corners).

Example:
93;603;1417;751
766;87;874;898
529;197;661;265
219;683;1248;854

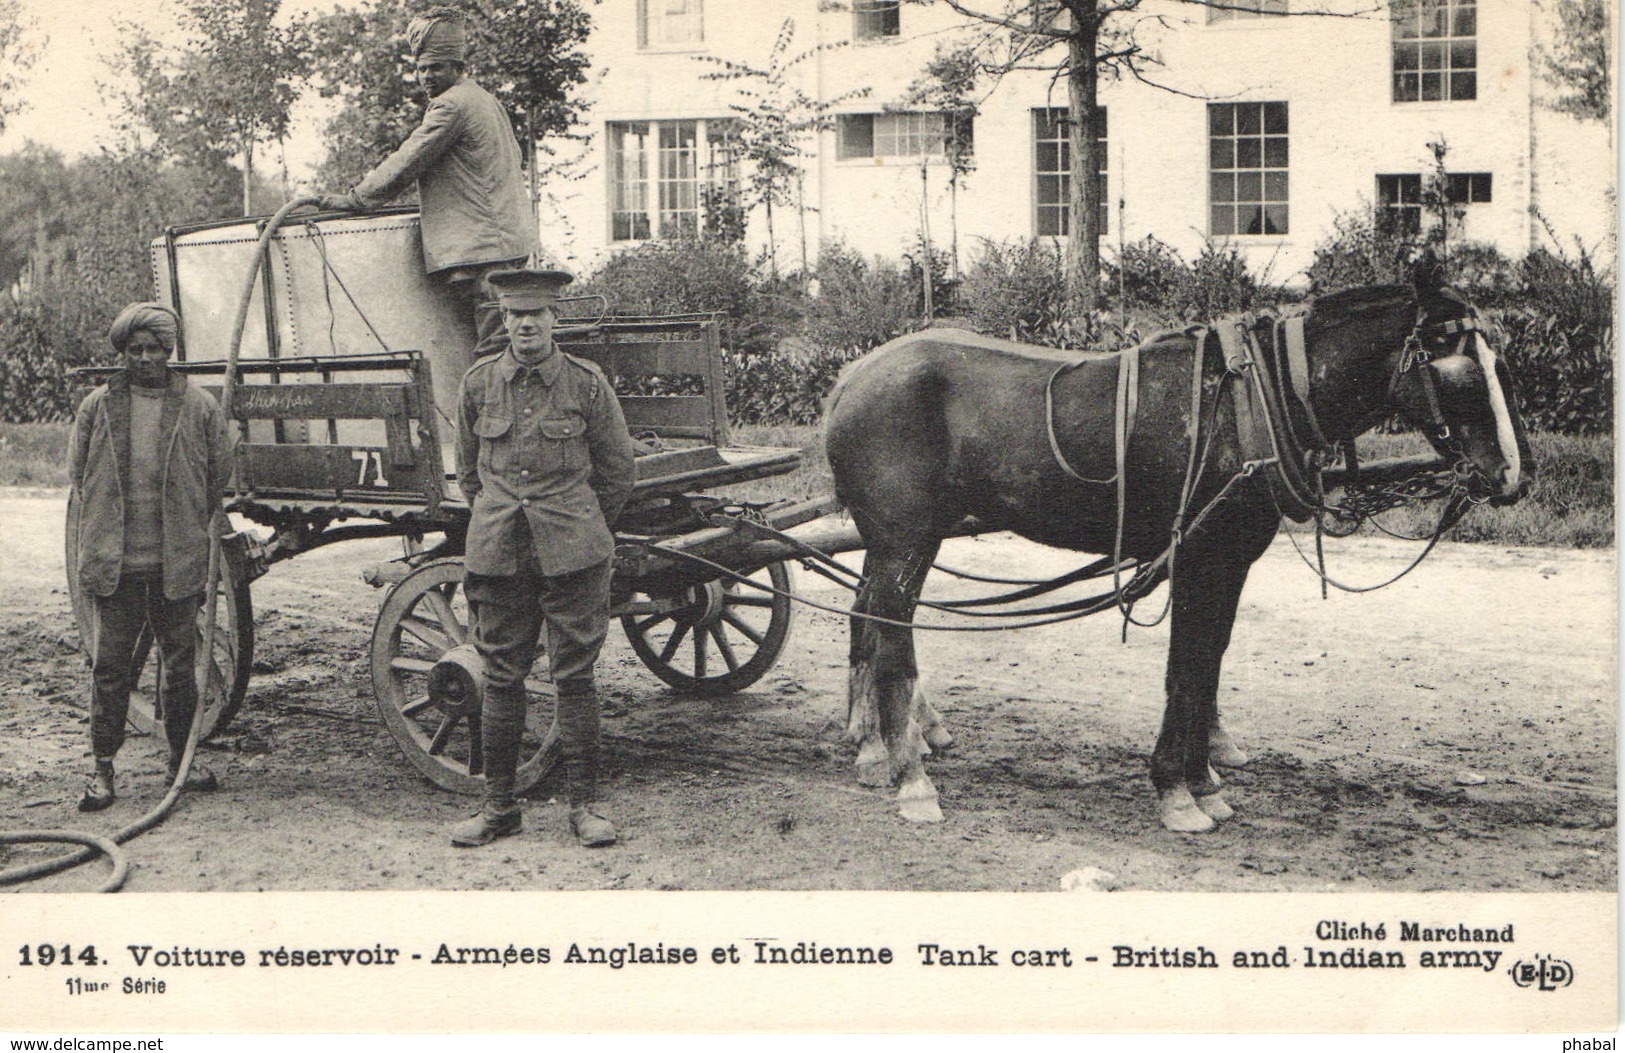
90;569;202;762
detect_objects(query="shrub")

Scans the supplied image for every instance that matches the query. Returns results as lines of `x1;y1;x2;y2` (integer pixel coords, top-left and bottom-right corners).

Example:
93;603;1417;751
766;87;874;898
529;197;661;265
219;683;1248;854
722;342;862;426
800;243;921;353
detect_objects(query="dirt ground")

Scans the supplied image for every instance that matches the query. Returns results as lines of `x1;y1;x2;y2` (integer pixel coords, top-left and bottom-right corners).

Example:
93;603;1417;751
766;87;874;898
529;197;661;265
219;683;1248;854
0;490;1615;893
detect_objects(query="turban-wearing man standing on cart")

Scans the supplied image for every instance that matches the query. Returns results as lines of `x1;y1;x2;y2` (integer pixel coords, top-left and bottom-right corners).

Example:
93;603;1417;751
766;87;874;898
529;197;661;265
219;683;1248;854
452;267;635;848
318;7;540;356
67;303;235;811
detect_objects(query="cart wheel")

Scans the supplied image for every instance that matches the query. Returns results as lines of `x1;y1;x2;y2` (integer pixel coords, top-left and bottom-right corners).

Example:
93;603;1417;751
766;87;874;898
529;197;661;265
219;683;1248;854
621;561;794;695
65;525;253;740
370;558;558;796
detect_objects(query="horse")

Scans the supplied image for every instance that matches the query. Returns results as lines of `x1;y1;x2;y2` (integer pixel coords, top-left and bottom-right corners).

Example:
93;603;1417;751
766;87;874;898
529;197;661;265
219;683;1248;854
823;261;1533;832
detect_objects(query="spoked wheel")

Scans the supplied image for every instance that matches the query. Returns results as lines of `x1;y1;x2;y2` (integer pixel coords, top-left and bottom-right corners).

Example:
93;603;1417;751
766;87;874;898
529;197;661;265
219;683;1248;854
65;524;253;740
620;561;794;695
370;558;559;795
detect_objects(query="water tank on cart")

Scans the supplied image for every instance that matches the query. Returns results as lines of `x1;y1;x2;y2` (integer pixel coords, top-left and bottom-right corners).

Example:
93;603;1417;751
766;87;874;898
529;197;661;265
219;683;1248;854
150;208;471;472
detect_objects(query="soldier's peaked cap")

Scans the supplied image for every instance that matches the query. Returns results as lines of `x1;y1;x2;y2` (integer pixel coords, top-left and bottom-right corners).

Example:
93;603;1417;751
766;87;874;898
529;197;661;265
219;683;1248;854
488;267;574;310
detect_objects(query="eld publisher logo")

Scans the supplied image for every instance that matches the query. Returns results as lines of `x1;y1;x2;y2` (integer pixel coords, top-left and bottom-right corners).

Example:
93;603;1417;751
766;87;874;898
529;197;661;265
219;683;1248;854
1510;955;1574;991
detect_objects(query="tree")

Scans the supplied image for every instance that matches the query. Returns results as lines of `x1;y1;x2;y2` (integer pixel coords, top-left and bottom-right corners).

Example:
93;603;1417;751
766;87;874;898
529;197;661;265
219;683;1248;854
0;144;71;296
299;0;594;207
1539;0;1610;123
0;0;43;137
698;19;868;280
902;42;980;284
917;0;1375;317
111;0;304;215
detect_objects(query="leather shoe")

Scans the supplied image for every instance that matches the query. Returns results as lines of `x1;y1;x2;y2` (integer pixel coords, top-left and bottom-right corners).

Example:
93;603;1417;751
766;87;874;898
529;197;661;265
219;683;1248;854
167;763;219;793
77;768;116;813
569;805;617;847
449;806;522;847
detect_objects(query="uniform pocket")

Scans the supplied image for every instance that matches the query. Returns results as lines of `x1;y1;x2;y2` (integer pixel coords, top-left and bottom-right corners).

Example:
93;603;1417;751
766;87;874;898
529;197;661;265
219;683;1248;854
475;413;513;475
539;417;588;471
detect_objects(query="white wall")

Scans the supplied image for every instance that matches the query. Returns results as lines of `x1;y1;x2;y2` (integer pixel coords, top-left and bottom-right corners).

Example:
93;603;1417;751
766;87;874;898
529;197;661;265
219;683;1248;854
544;0;1613;288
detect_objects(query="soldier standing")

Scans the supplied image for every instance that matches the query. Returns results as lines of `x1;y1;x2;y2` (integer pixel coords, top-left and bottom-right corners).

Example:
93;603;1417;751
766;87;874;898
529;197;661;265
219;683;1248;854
451;268;635;848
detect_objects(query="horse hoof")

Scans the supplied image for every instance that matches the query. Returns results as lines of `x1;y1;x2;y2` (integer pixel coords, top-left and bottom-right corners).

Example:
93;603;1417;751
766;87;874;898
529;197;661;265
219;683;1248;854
897;778;943;823
1159;787;1216;834
923;725;954;752
1210;729;1251;769
1195;792;1235;822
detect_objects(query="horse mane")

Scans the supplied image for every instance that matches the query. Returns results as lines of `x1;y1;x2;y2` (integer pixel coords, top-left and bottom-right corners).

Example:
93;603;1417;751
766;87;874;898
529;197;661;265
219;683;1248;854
1308;283;1416;326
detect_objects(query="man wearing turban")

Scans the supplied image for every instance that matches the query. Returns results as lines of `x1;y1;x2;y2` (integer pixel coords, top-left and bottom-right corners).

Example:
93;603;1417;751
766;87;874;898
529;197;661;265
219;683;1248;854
67;303;235;811
318;8;540;358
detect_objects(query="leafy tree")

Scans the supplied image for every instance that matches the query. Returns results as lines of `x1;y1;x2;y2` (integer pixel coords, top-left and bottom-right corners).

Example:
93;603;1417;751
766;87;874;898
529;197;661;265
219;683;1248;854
902;42;980;287
1539;0;1610;123
698;18;868;279
0;0;43;137
110;0;304;215
0;143;72;295
298;0;594;205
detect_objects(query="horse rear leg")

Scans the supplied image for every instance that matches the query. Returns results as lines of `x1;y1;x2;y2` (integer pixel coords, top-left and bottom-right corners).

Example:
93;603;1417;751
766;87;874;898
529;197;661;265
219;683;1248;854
848;541;943;820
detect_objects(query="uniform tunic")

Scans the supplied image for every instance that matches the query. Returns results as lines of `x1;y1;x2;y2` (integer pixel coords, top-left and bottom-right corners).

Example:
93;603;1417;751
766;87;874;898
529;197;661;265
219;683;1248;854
456;347;636;578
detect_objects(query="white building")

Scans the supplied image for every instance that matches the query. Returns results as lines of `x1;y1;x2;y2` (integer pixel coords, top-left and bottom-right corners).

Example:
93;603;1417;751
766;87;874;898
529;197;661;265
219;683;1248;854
538;0;1615;286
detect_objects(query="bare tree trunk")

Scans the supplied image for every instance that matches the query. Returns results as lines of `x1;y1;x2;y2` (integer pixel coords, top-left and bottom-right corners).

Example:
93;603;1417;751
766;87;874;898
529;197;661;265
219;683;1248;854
765;197;778;280
241;138;254;217
1065;1;1102;317
527;113;540;222
797;172;809;286
919;157;934;319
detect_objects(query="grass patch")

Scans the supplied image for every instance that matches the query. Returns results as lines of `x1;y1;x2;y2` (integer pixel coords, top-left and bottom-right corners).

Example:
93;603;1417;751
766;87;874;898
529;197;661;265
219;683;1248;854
0;422;69;487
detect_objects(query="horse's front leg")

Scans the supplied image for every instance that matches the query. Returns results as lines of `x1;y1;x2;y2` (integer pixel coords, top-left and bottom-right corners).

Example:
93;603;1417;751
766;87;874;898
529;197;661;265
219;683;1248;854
1153;552;1253;833
847;542;943;820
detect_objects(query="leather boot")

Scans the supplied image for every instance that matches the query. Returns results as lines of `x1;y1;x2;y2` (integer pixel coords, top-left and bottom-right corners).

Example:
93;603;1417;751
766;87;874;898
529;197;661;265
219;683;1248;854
559;681;615;846
450;684;525;847
167;754;219;793
449;803;522;847
77;758;116;812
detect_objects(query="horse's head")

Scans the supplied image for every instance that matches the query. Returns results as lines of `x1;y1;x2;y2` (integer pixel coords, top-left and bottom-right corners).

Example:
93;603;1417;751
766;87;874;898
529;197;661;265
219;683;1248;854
1386;263;1534;505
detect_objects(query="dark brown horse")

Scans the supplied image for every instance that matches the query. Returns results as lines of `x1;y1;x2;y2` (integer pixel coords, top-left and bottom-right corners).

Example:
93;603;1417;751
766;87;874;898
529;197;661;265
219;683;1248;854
823;264;1532;832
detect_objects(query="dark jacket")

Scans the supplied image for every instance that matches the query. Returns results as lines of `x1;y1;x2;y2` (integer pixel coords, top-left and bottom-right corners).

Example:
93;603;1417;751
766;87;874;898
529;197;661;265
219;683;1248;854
67;373;234;600
350;78;540;275
457;348;636;577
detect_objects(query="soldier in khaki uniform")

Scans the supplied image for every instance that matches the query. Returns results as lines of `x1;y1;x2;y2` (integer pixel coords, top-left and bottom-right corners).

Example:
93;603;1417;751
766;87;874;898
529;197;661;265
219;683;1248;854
451;268;635;848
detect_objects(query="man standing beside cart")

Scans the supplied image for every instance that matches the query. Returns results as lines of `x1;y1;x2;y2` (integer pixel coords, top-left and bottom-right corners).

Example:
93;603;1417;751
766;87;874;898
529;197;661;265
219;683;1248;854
317;7;539;356
453;267;635;848
67;303;235;811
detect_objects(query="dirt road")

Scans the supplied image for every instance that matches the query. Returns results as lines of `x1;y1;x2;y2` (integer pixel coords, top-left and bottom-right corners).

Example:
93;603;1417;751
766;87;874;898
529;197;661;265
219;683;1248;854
0;492;1614;892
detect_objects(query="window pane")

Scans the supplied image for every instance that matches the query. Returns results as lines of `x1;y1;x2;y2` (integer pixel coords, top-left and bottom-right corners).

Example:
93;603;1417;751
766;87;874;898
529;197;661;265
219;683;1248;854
1237;105;1261;134
1237;171;1262;201
1453;4;1476;35
1210;138;1234;169
1265;170;1288;199
1394;42;1419;71
1237;137;1262;168
1394;73;1419;100
1263;204;1289;234
1451;71;1476;99
1450;41;1476;70
1241;205;1265;235
1263;137;1288;167
1209;105;1232;135
1211;172;1234;202
1264;101;1288;133
840;115;874;158
1037;174;1063;206
1212;205;1234;235
1421;72;1443;100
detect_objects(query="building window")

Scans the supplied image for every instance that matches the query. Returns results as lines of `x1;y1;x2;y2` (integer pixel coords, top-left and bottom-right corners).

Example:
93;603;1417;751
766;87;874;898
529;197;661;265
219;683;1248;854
609;118;737;242
854;0;900;40
837;112;971;160
1376;171;1492;233
638;0;703;49
1208;0;1288;22
1392;0;1476;102
1033;107;1107;238
1209;101;1288;236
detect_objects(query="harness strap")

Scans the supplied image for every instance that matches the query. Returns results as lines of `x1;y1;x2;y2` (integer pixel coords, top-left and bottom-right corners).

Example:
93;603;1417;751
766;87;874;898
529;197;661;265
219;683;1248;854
1279;314;1328;451
1044;345;1138;486
1218;313;1320;521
